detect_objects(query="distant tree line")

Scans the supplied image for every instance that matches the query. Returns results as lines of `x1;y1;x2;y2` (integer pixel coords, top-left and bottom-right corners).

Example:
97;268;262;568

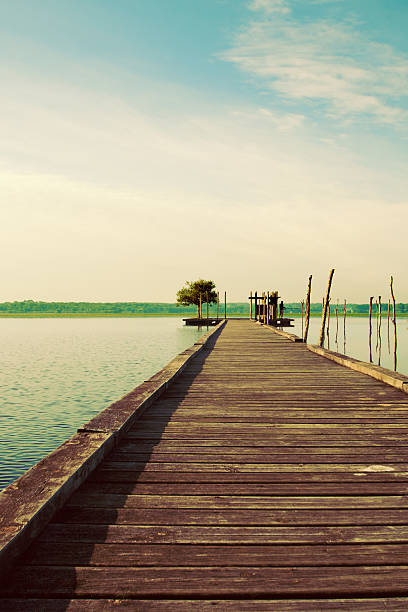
0;300;249;314
1;301;407;314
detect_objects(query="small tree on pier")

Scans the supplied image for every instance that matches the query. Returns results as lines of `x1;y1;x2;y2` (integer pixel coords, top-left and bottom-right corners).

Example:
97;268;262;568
176;279;217;318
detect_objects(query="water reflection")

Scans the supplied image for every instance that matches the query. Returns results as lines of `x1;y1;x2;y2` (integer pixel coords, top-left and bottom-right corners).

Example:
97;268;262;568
290;315;407;375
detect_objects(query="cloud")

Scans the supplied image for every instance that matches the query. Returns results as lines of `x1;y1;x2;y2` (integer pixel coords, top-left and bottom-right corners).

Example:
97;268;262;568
221;11;408;125
248;0;290;14
232;107;305;130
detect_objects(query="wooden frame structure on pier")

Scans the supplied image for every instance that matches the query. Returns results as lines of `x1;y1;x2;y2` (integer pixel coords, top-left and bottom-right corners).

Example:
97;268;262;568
249;290;294;327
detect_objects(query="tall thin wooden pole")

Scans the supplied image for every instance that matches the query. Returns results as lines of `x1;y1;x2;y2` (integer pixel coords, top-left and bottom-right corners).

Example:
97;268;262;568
301;300;304;338
326;299;331;349
199;293;202;320
224;291;227;320
375;299;379;351
249;291;252;320
262;292;266;324
254;291;258;321
335;299;339;344
319;269;335;347
369;296;373;363
206;292;209;322
217;292;219;321
343;299;347;353
377;296;382;365
304;275;312;343
390;276;397;371
267;291;270;325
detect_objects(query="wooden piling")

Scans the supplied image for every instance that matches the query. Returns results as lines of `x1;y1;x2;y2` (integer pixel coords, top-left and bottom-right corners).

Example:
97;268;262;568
301;300;304;338
262;292;266;324
319;269;335;347
390;276;397;371
304;275;312;343
369;297;373;363
375;299;379;352
249;291;252;320
254;291;258;321
343;299;347;351
335;299;339;345
267;291;270;325
378;296;382;365
224;291;227;320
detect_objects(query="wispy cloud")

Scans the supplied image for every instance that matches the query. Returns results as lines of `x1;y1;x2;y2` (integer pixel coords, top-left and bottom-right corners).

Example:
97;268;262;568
221;4;408;125
248;0;290;14
232;107;305;131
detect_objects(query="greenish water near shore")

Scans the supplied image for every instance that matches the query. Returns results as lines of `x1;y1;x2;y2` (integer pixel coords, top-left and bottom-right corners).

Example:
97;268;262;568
0;317;204;491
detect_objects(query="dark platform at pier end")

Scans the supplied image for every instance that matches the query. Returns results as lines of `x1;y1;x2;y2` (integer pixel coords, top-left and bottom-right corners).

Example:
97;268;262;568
2;320;408;609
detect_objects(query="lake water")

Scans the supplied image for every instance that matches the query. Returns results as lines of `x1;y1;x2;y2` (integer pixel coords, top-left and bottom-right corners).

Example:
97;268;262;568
1;315;408;491
289;315;408;375
0;317;204;491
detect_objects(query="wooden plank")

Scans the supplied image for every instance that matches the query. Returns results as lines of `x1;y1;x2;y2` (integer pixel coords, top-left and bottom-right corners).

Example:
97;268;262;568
98;461;408;472
91;469;408;483
54;507;408;525
66;493;408;509
79;481;408;495
123;433;408;445
2;599;408;611
38;524;408;544
108;451;408;463
21;542;408;568
5;566;408;597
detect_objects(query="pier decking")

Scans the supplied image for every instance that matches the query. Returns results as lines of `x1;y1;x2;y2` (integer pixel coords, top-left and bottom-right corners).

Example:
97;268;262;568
3;319;408;609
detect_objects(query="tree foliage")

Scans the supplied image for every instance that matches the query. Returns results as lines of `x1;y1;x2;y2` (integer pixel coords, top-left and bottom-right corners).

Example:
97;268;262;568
176;279;218;317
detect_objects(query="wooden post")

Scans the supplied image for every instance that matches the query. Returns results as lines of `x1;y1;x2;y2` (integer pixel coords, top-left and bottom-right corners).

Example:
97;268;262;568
254;291;258;321
375;299;379;351
335;299;339;344
224;291;227;320
377;296;382;365
262;292;265;324
319;269;335;347
271;291;278;322
304;275;312;343
301;300;304;338
326;299;331;349
267;291;270;325
206;292;209;322
390;276;397;371
249;291;252;320
217;292;219;321
199;294;202;320
343;299;347;353
369;296;373;363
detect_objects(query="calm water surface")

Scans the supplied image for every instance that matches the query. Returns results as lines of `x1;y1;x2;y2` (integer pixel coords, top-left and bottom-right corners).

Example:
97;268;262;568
290;315;408;375
0;317;204;490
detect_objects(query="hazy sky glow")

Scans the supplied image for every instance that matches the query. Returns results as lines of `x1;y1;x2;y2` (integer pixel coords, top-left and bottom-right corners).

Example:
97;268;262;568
1;0;407;302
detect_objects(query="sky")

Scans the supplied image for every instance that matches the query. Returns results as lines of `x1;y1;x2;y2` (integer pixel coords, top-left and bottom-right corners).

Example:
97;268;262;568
1;0;407;303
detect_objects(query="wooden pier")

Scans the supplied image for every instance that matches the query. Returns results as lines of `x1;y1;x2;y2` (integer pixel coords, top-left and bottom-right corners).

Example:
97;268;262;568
3;319;408;609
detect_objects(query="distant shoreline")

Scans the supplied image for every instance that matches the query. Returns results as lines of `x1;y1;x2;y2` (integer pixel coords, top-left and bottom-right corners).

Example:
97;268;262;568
0;312;407;318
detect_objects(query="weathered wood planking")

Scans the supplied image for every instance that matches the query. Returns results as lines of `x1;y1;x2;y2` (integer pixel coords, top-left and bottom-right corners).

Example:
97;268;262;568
4;319;408;607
